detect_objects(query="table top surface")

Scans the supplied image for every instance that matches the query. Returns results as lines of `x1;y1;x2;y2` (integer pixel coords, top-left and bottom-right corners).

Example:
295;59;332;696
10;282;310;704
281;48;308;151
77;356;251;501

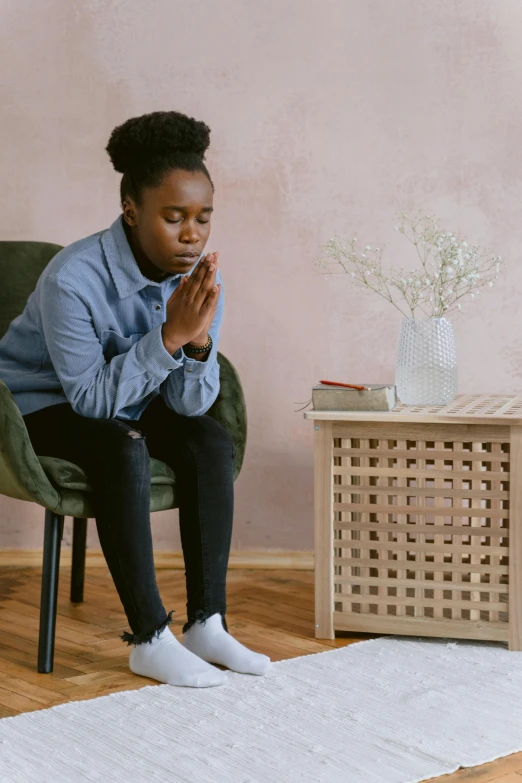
303;393;522;425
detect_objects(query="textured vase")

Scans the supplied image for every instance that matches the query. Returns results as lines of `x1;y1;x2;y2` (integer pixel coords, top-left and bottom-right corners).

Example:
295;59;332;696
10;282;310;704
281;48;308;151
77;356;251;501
395;317;458;405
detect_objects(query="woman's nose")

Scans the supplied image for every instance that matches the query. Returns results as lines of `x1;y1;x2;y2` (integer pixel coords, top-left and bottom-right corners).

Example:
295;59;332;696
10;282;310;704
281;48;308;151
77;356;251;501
179;225;199;243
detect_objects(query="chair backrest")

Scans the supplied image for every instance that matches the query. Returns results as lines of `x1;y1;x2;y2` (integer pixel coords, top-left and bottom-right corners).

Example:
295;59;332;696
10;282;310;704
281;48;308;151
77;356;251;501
0;241;63;339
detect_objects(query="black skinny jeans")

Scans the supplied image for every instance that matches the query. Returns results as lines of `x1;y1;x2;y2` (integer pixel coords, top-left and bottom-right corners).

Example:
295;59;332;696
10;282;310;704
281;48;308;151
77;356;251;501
22;393;235;646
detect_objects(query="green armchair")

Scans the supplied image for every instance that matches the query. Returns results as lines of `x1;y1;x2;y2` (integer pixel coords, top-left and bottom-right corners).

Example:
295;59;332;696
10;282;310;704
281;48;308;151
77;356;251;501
0;241;247;674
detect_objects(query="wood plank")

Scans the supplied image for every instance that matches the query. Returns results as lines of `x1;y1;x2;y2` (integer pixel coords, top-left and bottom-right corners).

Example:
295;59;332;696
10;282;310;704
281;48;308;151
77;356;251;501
334;466;508;481
305;405;521;426
335;521;508;536
0;674;69;708
334;485;509;500
334;612;508;641
509;427;522;650
334;503;509;520
335;575;508;593
0;550;314;570
314;420;334;639
332;422;511;441
333;446;511;462
335;557;508;575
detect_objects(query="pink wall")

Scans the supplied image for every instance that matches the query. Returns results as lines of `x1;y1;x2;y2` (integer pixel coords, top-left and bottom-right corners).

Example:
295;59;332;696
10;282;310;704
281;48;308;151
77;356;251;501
1;0;521;552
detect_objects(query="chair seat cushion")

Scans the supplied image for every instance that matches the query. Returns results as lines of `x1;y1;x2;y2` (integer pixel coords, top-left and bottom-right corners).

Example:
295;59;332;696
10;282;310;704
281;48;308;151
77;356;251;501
38;455;176;493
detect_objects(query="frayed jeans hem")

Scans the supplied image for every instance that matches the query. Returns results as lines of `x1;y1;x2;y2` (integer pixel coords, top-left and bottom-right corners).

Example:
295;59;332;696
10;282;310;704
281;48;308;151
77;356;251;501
182;609;228;635
120;609;175;647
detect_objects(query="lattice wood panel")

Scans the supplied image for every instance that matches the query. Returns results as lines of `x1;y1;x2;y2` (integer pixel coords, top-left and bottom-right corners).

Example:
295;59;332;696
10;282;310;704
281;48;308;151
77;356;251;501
305;393;522;424
331;423;510;641
393;393;522;419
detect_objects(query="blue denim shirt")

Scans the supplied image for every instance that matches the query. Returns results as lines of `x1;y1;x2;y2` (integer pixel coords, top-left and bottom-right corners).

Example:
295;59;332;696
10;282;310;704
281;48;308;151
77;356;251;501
0;215;224;420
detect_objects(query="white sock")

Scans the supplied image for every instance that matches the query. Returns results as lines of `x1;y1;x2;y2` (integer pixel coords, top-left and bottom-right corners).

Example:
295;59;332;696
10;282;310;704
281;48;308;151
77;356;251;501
182;613;271;675
128;625;227;687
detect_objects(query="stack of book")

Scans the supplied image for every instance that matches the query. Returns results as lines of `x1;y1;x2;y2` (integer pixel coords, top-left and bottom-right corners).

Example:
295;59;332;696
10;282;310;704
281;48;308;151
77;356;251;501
312;382;397;412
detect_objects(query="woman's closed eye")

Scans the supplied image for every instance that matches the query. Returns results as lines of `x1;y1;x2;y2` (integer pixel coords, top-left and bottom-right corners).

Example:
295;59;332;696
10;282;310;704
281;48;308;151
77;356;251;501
164;218;210;225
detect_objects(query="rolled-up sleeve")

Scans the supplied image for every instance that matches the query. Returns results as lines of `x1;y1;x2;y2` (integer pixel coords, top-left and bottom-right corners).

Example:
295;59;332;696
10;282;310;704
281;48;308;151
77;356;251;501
40;275;184;419
160;268;224;416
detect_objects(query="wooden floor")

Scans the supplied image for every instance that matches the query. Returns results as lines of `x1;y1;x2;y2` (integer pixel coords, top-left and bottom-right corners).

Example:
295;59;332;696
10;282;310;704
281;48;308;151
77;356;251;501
0;566;521;782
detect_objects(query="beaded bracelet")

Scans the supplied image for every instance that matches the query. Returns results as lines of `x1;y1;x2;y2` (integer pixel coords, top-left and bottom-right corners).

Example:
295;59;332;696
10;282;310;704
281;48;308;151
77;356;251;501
184;333;213;354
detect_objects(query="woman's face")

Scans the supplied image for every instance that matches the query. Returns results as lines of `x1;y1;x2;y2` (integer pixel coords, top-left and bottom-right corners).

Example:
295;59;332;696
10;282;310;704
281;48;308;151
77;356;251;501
122;168;214;281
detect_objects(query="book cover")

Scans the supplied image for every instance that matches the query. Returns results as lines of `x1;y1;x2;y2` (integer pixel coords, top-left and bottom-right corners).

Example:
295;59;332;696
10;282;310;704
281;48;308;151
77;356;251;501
312;383;397;411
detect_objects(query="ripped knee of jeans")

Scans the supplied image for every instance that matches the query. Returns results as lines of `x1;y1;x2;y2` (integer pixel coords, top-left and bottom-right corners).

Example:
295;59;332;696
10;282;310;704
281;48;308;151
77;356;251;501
127;430;143;440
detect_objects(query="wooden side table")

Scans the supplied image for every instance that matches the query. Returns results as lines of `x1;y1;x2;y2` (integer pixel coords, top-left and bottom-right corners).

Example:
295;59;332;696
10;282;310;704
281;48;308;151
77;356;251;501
304;394;522;650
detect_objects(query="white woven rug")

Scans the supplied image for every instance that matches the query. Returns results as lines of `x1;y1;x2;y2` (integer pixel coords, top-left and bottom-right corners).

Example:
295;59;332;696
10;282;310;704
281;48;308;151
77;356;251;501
2;635;522;783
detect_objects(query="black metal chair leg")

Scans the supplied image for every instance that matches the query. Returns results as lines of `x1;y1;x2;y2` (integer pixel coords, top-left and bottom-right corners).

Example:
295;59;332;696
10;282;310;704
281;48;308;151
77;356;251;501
38;509;64;673
71;517;88;603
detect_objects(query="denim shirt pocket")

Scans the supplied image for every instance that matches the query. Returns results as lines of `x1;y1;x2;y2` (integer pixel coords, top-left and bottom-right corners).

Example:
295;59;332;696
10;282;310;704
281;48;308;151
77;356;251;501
100;329;145;361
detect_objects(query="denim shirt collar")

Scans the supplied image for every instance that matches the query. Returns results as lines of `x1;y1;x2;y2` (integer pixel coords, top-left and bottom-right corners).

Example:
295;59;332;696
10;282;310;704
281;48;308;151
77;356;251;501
102;214;185;299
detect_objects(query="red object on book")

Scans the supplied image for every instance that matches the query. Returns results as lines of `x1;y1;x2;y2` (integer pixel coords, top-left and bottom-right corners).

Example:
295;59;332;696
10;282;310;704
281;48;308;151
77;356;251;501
320;380;366;391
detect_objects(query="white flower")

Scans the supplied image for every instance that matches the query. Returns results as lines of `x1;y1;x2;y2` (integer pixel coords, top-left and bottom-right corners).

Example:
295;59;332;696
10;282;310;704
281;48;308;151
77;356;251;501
457;303;462;309
365;246;372;250
425;277;430;284
394;226;399;231
488;280;494;287
361;253;366;258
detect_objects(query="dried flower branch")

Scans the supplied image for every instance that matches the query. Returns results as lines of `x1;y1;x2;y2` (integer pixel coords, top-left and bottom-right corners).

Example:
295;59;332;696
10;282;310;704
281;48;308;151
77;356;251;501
313;209;504;318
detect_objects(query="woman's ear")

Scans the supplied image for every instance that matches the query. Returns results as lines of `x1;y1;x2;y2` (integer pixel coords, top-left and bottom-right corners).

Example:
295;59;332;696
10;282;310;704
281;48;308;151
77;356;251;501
122;198;138;227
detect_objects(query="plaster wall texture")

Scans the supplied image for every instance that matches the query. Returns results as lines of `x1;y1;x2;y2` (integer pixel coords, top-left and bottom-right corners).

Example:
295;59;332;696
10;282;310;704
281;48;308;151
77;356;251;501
0;0;520;551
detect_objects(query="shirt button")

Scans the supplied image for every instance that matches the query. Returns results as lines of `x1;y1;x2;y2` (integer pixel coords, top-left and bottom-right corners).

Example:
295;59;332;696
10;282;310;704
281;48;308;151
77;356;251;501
155;304;162;310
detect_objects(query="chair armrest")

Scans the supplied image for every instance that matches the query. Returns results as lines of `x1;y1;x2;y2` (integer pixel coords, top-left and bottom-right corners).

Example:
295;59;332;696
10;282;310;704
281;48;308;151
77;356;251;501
0;351;246;507
207;352;247;481
0;379;61;509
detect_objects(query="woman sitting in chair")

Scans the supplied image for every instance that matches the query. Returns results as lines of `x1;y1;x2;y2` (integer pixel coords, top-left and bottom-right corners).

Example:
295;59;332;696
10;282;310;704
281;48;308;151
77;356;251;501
0;110;270;687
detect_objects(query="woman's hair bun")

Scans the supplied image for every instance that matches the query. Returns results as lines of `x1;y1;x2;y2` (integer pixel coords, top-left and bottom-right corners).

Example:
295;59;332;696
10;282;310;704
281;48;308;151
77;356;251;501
106;110;211;173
